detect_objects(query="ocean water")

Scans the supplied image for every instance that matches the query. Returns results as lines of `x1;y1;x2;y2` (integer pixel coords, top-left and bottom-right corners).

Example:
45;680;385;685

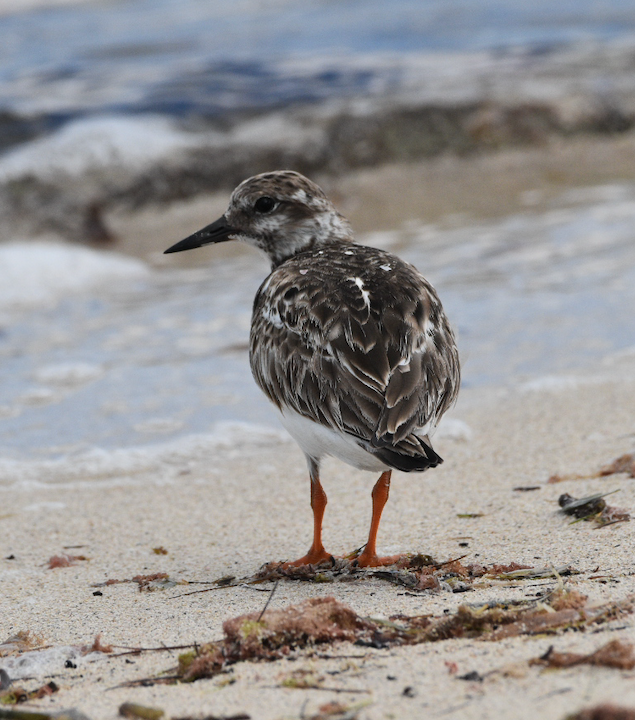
1;1;635;485
1;183;634;483
2;0;635;134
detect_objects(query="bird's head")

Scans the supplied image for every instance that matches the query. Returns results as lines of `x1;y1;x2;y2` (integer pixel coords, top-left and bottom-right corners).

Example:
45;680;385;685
164;170;352;266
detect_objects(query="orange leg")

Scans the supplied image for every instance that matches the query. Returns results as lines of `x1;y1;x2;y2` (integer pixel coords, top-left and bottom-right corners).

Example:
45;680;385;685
286;462;333;567
356;470;400;567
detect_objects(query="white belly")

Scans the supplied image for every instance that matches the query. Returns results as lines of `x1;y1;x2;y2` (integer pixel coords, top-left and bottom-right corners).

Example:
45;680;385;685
279;408;387;472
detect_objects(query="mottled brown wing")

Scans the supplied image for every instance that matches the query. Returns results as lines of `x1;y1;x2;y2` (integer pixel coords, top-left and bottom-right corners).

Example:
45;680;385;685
249;243;460;460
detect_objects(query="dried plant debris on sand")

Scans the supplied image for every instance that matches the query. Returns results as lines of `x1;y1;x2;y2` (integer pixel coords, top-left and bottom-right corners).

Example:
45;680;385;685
531;639;635;670
0;680;59;706
167;591;635;682
181;556;574;597
0;709;92;719
47;554;88;569
92;573;181;592
549;453;635;483
558;492;630;527
302;702;367;720
0;632;45;657
82;634;113;655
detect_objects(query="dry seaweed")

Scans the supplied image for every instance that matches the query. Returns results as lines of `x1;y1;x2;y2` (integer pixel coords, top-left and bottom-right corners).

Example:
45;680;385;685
0;632;45;657
167;592;635;682
109;643;198;659
531;639;635;670
484;564;577;581
81;634;113;655
0;681;58;705
47;555;88;569
549;453;635;484
112;552;584;601
132;574;175;591
483;562;532;576
600;455;635;478
92;574;179;592
243;554;536;595
306;702;367;720
178;597;372;682
549;588;588;611
0;712;91;720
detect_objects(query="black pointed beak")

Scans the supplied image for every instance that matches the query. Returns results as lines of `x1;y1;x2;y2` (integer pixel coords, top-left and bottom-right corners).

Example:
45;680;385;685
164;216;237;254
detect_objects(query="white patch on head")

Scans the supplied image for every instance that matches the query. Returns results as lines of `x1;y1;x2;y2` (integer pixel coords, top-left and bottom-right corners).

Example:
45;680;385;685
291;189;309;203
380;264;391;271
299;269;308;275
344;250;354;255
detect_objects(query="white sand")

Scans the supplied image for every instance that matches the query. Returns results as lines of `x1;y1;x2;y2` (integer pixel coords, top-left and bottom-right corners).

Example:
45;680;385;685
2;354;635;719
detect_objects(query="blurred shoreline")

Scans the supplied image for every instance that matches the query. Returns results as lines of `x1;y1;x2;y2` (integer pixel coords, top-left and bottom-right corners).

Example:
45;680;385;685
3;38;635;246
108;131;635;264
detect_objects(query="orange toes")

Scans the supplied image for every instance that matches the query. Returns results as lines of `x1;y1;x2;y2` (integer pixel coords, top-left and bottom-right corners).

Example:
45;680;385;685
354;552;403;568
284;548;334;568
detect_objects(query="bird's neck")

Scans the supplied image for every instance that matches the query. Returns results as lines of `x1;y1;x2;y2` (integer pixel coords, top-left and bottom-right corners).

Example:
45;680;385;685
267;211;353;268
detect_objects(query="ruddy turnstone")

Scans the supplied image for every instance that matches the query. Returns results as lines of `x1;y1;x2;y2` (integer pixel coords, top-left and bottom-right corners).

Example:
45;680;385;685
165;170;460;567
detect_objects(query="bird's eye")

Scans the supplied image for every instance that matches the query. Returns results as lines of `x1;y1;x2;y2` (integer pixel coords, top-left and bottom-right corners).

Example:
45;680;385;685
254;196;276;213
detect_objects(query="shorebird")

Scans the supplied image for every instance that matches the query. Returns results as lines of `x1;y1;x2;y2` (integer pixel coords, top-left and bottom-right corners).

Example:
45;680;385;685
165;171;460;567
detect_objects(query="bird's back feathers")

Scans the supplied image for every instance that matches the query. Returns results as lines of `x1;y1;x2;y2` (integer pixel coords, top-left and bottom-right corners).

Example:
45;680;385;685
249;240;460;472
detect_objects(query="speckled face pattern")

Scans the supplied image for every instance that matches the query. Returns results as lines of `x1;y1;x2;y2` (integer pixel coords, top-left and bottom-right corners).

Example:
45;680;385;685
223;171;353;267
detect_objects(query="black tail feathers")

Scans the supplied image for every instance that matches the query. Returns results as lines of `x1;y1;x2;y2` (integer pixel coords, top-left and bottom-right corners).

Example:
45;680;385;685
371;435;443;473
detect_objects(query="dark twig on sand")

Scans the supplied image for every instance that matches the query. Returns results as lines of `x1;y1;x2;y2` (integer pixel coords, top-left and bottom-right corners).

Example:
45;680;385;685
257;580;280;622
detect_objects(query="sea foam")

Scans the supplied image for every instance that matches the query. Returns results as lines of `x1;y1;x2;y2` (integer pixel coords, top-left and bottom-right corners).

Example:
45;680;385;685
0;115;202;181
0;240;148;311
0;422;291;488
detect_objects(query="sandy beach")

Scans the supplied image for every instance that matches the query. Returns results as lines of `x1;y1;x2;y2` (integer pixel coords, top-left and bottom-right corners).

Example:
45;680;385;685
3;3;635;718
2;343;635;719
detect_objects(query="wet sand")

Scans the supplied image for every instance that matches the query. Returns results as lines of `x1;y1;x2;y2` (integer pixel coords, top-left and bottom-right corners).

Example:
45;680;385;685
1;350;635;719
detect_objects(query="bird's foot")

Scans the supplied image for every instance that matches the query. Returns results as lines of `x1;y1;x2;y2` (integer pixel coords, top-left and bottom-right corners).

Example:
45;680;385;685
354;552;404;568
283;548;334;568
